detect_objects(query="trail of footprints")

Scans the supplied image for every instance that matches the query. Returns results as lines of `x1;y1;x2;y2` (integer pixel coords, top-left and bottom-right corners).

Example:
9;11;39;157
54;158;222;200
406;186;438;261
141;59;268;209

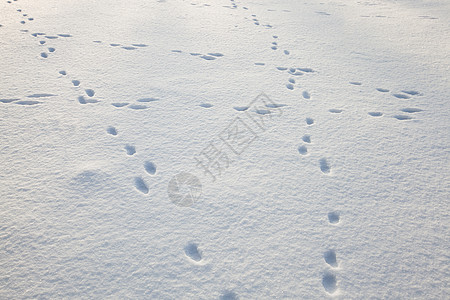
106;126;157;195
322;212;341;294
3;2;426;298
349;82;424;120
92;40;148;51
171;49;225;61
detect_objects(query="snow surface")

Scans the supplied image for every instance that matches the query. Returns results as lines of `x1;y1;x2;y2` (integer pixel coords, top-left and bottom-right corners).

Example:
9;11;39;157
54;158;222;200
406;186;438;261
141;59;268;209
0;0;449;298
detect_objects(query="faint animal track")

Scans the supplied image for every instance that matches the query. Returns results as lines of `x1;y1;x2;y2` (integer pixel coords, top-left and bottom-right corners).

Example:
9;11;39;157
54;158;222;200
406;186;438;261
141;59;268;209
27;93;55;98
233;106;249;111
85;89;95;97
134;177;149;194
208;53;224;57
392;93;410;99
59;70;67;75
112;102;129;107
368;112;383;117
322;272;338;294
298;145;308;155
184;243;202;262
306;118;314;125
328;212;340;224
128;104;148;110
297;67;314;73
376;88;389;93
31;32;45;37
220;291;238;300
125;145;136;155
144;161;156;175
171;50;182;53
288;78;295;84
48;47;55;52
122;46;137;50
394;115;412;120
349;81;362;85
40;52;48;58
324;250;338;267
319;158;331;174
401;90;420;96
200;55;216;60
110;43;120;47
271;46;277;50
302;135;311;143
107;126;117;136
78;96;98;104
137;97;159;102
190;52;201;56
265;103;286;108
57;33;72;37
15;100;40;105
286;83;294;90
39;41;45;45
0;98;19;103
329;109;343;113
401;108;422;113
255;109;271;115
45;36;58;39
284;50;290;55
72;80;80;86
200;103;213;108
303;91;310;99
276;67;287;71
132;43;147;47
255;62;265;66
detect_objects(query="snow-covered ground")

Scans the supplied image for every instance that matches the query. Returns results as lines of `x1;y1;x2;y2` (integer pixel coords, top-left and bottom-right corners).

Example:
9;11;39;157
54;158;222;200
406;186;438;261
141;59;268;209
1;0;449;298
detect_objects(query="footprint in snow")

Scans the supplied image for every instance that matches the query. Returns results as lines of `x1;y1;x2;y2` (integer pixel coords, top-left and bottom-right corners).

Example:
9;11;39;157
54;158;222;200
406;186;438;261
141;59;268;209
322;272;338;294
220;291;238;300
298;145;308;155
85;89;95;97
125;145;136;155
328;212;340;224
107;126;117;136
324;249;338;267
184;243;202;262
319;158;331;174
144;161;156;175
134;177;149;194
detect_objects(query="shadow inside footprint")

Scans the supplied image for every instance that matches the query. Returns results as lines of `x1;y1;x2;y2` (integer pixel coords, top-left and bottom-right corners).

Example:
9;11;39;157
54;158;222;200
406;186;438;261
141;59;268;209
125;145;136;155
220;291;238;300
302;135;311;143
107;126;117;136
144;161;156;175
319;158;331;174
298;145;308;155
322;273;337;294
328;212;340;224
324;250;338;267
85;89;95;97
184;243;202;262
134;177;149;194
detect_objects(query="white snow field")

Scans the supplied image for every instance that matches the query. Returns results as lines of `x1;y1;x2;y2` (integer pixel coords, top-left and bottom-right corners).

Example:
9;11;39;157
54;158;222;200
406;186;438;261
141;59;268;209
0;0;449;298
